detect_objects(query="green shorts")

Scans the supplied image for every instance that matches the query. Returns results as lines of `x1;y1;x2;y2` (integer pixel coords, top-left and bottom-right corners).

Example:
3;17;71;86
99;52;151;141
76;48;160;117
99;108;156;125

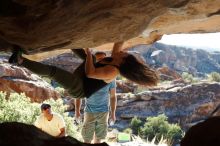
81;112;109;142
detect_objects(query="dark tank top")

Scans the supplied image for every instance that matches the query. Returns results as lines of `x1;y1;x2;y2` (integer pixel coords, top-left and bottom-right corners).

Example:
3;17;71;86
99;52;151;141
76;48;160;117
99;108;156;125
70;59;114;98
81;57;116;98
83;62;107;98
70;49;119;98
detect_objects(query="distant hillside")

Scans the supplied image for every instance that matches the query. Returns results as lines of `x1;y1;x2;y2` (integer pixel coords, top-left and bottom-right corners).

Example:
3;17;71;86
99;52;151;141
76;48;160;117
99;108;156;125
133;43;220;77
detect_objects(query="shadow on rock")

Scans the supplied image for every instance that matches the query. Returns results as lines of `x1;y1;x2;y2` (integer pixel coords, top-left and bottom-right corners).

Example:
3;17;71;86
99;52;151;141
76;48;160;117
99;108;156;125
181;116;220;146
0;122;108;146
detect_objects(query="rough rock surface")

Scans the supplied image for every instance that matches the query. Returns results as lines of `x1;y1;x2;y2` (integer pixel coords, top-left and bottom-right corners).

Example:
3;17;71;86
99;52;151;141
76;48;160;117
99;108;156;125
0;0;220;59
181;116;220;146
157;66;182;81
116;80;138;93
42;51;82;73
142;43;220;77
0;56;60;102
0;122;108;146
116;82;220;130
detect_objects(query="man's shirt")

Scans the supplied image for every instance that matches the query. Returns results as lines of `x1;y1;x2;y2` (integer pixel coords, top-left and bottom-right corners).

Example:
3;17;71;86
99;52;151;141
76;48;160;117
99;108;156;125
34;113;65;137
84;80;116;113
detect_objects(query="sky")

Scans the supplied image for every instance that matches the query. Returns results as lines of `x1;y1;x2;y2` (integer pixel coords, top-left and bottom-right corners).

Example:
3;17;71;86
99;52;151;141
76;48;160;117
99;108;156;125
158;32;220;52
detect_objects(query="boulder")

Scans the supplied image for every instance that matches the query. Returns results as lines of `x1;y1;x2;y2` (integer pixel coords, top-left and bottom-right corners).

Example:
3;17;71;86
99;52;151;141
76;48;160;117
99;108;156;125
116;82;220;129
0;58;60;102
0;122;108;146
157;66;182;81
116;80;138;93
181;117;220;146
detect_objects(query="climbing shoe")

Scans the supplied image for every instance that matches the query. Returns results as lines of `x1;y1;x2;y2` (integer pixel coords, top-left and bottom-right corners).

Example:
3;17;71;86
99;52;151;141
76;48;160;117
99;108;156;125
8;45;23;64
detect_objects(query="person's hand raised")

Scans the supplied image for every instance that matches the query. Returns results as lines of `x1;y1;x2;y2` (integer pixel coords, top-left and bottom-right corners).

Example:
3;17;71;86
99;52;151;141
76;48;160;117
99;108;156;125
84;48;92;55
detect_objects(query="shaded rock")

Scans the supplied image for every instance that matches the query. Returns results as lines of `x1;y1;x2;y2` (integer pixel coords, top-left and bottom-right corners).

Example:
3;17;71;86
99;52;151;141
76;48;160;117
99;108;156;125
181;117;220;146
0;122;108;146
0;0;220;59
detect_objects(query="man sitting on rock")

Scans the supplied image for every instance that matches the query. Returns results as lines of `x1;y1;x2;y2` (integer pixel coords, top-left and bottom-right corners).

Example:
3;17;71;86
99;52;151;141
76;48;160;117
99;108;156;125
35;103;66;137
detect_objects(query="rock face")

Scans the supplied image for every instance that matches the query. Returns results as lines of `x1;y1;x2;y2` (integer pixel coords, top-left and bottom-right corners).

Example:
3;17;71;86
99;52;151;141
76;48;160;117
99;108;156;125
0;55;60;102
116;82;220;130
42;51;82;73
0;0;220;58
0;122;108;146
157;66;182;81
140;43;220;77
116;80;138;93
181;117;220;146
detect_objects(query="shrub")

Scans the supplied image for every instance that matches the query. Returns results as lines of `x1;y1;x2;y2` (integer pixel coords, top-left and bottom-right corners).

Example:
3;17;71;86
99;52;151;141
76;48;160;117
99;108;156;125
42;77;52;84
55;87;65;96
209;72;220;82
140;114;183;144
0;92;40;124
0;92;79;139
181;72;197;83
130;116;143;134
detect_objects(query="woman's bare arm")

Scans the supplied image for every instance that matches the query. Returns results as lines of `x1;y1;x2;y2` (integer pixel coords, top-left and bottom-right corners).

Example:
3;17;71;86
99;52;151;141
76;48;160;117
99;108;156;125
111;41;124;56
85;48;119;80
85;48;95;76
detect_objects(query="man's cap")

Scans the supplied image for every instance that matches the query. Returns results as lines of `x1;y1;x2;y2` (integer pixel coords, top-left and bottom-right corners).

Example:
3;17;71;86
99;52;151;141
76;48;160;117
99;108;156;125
41;103;51;110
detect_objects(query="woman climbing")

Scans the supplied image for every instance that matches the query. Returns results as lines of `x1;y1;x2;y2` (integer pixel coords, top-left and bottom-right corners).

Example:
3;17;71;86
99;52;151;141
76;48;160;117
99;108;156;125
9;42;159;98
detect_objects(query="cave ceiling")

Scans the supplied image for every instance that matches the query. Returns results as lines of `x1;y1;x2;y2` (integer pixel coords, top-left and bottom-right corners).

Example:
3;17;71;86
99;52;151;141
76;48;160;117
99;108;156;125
0;0;220;60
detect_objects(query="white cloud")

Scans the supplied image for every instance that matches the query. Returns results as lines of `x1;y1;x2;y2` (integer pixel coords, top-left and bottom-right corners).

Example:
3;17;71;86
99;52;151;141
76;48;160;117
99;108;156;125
158;33;220;52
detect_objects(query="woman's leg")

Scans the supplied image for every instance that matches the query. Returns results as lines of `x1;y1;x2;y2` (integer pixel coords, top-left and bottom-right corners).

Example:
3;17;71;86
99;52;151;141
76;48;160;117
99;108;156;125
21;58;85;98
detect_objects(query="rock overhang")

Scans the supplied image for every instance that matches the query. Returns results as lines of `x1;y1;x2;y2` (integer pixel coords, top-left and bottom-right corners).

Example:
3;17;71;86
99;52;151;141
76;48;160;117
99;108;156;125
0;0;220;60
